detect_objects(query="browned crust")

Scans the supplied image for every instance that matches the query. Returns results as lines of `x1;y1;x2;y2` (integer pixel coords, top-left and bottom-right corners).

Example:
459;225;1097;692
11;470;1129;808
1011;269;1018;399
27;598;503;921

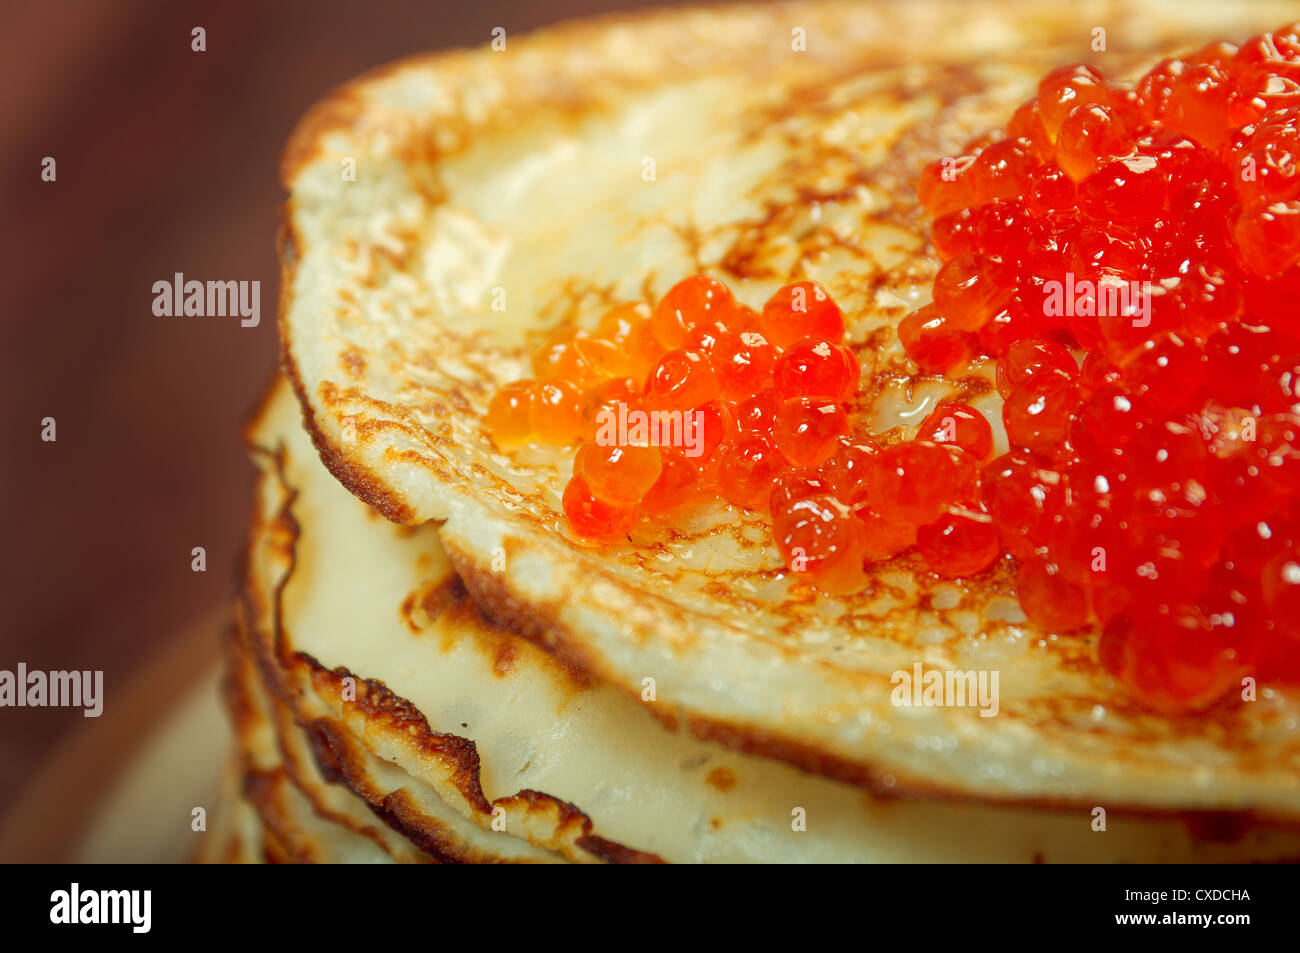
226;602;423;861
234;567;486;862
292;659;495;817
447;536;977;799
220;616;260;748
236;432;665;863
276;222;416;526
304;719;465;864
225;619;336;862
241;767;320;864
446;534;1300;832
280;90;367;190
266;666;439;862
283;650;664;863
237;455;493;862
274;1;776;186
301;723;346;786
226;459;489;862
706;767;737;792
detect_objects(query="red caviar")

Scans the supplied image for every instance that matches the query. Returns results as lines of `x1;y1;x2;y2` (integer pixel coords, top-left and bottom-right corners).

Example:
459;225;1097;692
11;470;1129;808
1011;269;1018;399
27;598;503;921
918;402;995;462
651;275;735;349
917;507;1000;578
530;379;584;444
773;338;859;401
772;494;867;593
760;281;846;348
575;441;662;508
485;276;867;587
487;21;1300;713
774;399;849;467
562;476;637;540
899;21;1300;710
484;380;535;444
644;349;719;410
641;451;701;513
719;436;784;510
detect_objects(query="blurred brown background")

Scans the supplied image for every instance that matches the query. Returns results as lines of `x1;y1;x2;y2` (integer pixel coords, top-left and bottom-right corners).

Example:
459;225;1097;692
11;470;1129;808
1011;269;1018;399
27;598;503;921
0;0;683;840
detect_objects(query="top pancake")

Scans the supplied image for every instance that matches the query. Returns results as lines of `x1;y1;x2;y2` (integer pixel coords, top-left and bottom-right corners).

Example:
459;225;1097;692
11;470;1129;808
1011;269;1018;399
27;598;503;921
277;0;1300;817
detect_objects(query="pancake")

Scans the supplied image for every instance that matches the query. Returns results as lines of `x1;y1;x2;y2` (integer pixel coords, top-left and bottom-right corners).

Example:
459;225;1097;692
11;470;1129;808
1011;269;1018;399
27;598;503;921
194;757;263;864
275;0;1300;819
238;421;595;862
223;600;401;863
219;377;1300;862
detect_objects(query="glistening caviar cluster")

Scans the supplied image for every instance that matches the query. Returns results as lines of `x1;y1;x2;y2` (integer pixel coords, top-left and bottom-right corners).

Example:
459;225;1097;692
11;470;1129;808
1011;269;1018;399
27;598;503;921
486;277;865;562
486;275;1000;591
486;23;1300;714
907;25;1300;711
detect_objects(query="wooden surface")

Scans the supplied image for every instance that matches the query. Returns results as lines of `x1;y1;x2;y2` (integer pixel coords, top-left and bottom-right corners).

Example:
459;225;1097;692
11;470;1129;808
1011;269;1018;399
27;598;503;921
0;0;680;853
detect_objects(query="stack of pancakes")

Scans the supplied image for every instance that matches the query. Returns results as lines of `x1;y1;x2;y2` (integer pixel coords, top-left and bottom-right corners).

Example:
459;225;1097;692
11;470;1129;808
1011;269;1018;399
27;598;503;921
204;0;1300;862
